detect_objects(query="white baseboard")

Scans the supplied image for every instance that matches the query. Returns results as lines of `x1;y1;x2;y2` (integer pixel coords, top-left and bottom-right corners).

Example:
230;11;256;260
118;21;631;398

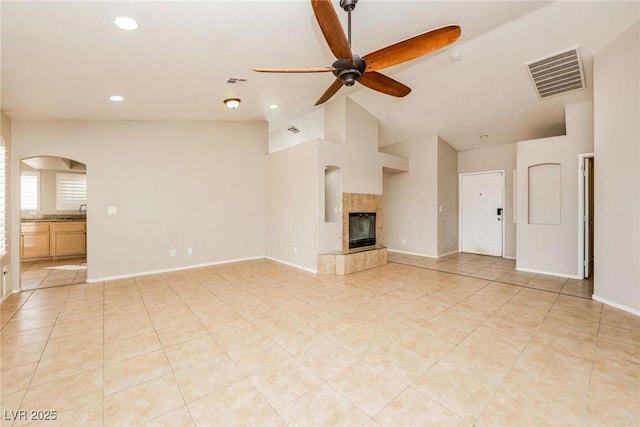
86;256;265;283
264;256;317;274
515;266;582;280
503;255;516;260
438;250;460;258
387;249;438;259
592;294;640;317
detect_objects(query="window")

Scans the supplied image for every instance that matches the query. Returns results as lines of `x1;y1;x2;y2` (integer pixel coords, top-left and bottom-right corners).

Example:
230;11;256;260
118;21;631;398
56;172;87;211
0;142;6;256
21;170;40;211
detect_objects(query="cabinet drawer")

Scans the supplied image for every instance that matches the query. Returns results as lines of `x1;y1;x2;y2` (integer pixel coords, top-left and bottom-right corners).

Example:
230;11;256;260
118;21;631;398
50;222;86;233
21;222;50;233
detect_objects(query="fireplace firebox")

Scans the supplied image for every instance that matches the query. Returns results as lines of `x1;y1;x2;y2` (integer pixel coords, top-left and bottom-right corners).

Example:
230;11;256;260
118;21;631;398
349;212;376;249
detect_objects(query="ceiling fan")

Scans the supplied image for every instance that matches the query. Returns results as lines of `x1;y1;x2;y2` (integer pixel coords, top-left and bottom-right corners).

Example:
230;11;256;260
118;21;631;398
253;0;461;106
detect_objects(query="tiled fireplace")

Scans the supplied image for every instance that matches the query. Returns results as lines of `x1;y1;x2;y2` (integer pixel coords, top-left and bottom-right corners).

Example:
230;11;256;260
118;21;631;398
318;193;387;275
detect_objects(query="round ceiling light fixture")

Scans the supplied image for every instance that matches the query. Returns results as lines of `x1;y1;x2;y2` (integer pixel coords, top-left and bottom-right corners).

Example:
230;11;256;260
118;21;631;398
109;95;125;102
224;98;241;109
269;104;279;109
114;17;139;31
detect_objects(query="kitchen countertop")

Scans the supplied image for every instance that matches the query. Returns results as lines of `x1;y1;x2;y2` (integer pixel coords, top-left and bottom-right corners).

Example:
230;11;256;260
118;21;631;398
21;216;86;223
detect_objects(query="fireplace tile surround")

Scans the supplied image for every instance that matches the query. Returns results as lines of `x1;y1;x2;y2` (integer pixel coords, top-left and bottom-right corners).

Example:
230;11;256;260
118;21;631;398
318;193;387;275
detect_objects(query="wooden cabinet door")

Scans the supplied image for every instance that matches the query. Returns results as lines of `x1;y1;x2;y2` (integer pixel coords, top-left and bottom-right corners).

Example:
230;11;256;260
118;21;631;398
51;232;86;257
50;222;86;257
22;233;50;258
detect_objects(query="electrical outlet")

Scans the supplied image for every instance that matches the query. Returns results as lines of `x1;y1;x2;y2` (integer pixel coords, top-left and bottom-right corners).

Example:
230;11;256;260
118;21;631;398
293;246;298;254
187;248;193;255
170;249;176;257
401;239;406;245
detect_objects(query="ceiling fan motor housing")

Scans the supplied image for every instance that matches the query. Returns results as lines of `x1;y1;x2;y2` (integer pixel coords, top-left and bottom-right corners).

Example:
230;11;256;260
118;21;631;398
333;55;366;86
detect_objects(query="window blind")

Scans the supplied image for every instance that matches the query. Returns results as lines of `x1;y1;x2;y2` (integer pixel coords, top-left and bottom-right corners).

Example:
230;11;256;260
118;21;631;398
56;172;87;211
21;171;40;211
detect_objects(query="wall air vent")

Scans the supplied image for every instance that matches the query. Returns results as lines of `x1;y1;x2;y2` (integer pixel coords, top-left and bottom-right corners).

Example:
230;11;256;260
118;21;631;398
526;47;585;99
287;125;301;134
226;77;248;84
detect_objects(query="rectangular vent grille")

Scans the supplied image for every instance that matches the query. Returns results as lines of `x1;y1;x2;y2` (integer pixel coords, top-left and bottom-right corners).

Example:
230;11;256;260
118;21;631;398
526;47;585;99
226;77;248;84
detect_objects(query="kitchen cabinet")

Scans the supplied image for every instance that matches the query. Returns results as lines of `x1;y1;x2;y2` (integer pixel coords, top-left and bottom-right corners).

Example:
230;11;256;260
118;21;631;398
21;221;86;260
21;222;50;259
50;222;86;257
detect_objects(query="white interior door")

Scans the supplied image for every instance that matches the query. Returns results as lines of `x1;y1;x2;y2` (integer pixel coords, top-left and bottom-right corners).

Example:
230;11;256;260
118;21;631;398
460;172;503;256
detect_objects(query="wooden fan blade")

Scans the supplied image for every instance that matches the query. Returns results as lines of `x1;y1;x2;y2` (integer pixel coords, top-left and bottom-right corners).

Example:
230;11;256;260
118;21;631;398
253;67;336;73
358;72;411;97
315;78;344;105
311;0;353;62
363;25;461;72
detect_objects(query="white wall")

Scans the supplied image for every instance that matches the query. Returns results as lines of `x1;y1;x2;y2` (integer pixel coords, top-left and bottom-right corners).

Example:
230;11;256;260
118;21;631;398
11;120;268;284
516;102;594;278
381;136;439;257
266;140;319;272
458;143;517;257
593;22;640;313
437;137;458;256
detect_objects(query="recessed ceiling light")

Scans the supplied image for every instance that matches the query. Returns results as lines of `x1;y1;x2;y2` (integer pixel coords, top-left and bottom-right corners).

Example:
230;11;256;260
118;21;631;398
109;95;125;102
479;134;489;140
114;17;138;31
269;104;279;109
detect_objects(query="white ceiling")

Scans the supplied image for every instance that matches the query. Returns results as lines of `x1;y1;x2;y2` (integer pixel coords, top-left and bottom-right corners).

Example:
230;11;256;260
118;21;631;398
2;1;638;152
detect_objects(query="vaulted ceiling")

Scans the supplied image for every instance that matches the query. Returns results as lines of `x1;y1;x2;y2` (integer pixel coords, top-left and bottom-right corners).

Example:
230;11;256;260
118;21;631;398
2;1;638;151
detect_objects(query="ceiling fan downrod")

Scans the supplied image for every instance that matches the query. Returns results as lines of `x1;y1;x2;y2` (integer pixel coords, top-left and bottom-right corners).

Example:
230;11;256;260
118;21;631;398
339;0;357;47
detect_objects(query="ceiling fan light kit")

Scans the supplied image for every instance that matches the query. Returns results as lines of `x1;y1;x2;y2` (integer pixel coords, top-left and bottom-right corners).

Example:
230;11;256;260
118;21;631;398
253;0;461;105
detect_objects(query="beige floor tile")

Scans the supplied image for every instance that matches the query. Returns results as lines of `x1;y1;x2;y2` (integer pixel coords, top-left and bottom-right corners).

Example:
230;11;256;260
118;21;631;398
103;330;162;365
104;374;185;426
278;383;370;426
30;347;103;387
155;320;209;348
21;368;103;416
374;387;468;427
1;362;38;396
227;337;291;376
104;349;172;395
41;329;103;360
295;339;361;381
412;364;498;421
173;352;244;402
188;379;275;426
212;321;266;351
363;341;435;386
163;335;224;370
139;406;194;427
328;360;406;417
249;357;323;409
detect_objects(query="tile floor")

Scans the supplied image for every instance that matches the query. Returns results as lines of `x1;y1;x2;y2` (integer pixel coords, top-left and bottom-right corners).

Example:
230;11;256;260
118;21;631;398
1;257;638;426
20;259;87;290
388;252;594;299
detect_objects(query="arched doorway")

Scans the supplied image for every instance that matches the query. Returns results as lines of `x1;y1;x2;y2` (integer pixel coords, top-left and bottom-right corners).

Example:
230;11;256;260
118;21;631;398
19;156;87;289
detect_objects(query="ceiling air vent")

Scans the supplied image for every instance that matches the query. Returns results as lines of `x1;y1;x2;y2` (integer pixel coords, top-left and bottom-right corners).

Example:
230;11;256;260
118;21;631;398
226;77;248;84
526;47;585;99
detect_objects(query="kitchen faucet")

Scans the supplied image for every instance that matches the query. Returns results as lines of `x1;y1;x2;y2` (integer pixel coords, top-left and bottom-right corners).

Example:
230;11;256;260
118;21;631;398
79;204;87;212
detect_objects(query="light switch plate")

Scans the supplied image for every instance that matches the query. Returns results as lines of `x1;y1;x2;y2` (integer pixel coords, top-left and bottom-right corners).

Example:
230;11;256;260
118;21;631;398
107;206;118;215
